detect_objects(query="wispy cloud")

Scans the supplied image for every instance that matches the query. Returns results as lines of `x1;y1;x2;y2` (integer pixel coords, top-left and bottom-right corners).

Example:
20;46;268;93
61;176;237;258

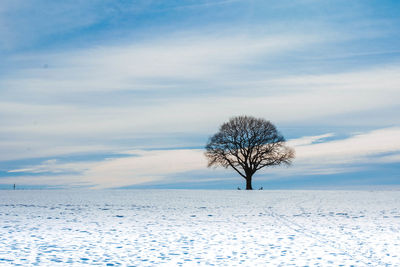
0;1;105;50
1;0;399;188
5;149;207;189
262;127;400;178
3;33;316;92
7;159;90;174
3;127;400;188
287;133;334;147
0;32;319;161
295;127;400;163
2;61;399;160
1;30;399;161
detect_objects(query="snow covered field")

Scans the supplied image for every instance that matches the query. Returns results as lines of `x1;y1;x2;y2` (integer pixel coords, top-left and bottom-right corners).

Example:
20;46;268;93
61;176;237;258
0;190;399;266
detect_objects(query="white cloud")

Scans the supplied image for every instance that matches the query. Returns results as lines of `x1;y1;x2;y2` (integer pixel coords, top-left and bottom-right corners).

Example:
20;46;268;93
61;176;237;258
287;133;334;146
294;127;400;164
376;153;400;164
1;1;399;190
0;138;119;162
0;32;320;160
3;127;400;189
3;33;315;92
3;149;207;189
262;127;400;177
8;159;93;174
1;26;399;162
83;149;207;189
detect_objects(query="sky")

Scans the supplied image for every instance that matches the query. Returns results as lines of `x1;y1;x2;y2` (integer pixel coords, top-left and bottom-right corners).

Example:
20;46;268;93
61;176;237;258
0;0;399;189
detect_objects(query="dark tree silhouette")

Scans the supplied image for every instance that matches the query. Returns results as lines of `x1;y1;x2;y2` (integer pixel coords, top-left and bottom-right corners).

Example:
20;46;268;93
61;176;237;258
205;116;295;190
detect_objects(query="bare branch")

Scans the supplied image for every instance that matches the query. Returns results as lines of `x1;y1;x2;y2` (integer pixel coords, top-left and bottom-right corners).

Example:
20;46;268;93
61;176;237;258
205;115;295;189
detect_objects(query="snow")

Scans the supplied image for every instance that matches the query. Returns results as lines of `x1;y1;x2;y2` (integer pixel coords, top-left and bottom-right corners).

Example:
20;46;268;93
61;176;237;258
0;190;399;266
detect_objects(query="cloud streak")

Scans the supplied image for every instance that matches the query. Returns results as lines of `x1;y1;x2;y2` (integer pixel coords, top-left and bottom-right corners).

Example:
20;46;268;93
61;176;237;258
261;127;400;178
1;32;399;161
3;127;400;189
1;0;399;188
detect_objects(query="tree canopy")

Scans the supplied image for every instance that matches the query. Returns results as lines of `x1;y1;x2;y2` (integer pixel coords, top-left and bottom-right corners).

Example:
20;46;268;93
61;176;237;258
205;116;295;190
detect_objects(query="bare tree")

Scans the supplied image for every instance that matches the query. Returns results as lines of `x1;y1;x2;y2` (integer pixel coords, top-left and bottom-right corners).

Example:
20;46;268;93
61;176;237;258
205;116;295;190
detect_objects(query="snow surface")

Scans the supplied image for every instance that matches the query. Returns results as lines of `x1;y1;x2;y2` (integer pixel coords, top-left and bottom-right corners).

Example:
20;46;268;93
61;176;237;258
0;190;399;266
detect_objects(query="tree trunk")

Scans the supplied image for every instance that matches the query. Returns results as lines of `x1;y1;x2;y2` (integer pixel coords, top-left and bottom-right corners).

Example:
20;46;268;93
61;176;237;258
245;176;253;190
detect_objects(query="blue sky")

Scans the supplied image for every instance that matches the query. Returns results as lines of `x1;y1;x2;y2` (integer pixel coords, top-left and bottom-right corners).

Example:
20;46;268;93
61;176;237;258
0;0;399;189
